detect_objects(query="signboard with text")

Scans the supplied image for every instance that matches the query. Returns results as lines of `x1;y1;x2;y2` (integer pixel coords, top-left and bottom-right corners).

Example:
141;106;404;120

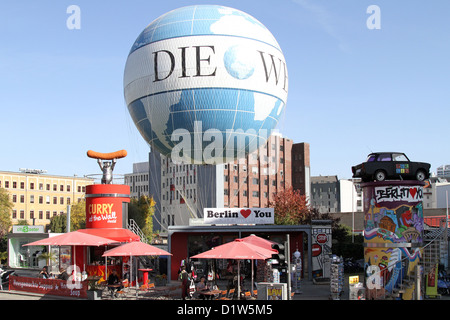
9;276;88;299
203;208;274;225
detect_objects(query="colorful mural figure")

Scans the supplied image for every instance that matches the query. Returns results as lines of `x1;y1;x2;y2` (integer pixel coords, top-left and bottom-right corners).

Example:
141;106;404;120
363;181;425;299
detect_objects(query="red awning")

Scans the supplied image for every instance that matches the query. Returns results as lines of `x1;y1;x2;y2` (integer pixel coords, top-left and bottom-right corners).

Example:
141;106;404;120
77;228;140;243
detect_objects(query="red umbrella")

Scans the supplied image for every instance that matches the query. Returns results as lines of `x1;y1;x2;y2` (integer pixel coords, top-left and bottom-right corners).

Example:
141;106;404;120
237;235;278;294
23;231;117;278
103;241;172;298
24;230;117;247
102;241;171;257
240;235;277;251
191;239;276;297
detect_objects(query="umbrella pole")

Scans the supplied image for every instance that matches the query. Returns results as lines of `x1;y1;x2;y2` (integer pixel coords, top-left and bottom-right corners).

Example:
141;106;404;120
135;256;138;299
105;245;108;281
237;260;241;299
251;261;254;297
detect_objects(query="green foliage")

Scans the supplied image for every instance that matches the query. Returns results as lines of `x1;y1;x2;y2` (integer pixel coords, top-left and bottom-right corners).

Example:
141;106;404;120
48;200;86;232
0;188;13;238
332;224;364;260
48;214;67;233
128;195;155;242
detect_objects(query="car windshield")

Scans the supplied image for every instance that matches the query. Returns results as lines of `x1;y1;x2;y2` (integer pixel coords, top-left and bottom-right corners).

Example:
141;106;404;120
366;154;376;162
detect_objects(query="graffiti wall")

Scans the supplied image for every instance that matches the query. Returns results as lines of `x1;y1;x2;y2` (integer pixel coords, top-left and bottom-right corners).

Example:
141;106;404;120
363;181;425;299
311;220;332;279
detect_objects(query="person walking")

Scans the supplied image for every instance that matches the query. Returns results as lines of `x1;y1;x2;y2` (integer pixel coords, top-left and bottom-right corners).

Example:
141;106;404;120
179;266;190;300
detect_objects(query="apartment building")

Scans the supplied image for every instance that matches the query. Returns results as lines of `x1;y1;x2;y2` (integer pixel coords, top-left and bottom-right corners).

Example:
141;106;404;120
148;133;310;233
223;132;293;208
310;176;363;213
0;170;93;226
124;162;150;198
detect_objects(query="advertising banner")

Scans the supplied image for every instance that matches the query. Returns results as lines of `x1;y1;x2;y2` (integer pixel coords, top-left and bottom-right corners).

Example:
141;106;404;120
9;276;88;299
203;207;274;225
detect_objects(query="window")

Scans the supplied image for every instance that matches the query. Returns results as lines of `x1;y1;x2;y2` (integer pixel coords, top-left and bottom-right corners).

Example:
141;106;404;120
252;191;259;197
393;153;408;161
377;153;391;161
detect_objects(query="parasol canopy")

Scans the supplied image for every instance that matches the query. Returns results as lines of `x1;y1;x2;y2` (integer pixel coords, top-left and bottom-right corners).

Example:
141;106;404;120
240;234;277;251
23;230;117;247
102;241;172;257
190;238;276;260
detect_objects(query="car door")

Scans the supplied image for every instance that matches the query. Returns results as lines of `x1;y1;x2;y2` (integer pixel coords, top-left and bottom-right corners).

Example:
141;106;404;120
392;153;410;179
375;153;393;178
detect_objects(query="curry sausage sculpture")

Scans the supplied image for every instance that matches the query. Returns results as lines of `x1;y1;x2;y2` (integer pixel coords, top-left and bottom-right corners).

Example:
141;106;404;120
87;150;127;184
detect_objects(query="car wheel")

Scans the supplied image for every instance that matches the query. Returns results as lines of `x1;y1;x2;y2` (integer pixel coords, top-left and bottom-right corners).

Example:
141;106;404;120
374;170;386;181
416;170;426;181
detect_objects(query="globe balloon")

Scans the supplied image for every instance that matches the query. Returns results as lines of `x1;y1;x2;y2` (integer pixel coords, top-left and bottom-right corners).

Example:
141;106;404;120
124;5;288;164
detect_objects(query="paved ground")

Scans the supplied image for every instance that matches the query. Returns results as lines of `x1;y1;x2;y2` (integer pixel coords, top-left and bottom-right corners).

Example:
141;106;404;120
1;272;447;301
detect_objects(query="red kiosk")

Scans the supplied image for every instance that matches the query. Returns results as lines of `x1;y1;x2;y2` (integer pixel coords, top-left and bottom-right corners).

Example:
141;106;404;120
11;150;139;298
78;150;139;280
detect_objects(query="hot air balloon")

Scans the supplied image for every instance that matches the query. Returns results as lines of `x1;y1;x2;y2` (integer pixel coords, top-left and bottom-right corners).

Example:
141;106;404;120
124;5;288;165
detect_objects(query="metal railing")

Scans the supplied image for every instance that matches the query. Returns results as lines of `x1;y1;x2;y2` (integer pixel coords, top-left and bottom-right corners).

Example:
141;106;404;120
127;219;149;244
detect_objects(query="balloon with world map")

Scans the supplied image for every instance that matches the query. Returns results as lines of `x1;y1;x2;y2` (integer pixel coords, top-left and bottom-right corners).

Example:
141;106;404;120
124;5;288;164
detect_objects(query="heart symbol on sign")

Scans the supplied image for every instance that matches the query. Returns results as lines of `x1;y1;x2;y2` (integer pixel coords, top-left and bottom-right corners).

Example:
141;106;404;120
240;209;251;219
409;188;417;198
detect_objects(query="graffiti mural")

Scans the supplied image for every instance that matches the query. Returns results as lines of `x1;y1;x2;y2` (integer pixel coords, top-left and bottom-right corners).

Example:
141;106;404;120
363;181;425;299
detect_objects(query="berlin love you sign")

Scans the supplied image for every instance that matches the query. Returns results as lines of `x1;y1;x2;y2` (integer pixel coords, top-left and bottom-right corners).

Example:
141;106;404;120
204;208;274;225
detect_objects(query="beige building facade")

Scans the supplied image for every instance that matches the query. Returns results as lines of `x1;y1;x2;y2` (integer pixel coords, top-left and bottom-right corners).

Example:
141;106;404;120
0;170;93;226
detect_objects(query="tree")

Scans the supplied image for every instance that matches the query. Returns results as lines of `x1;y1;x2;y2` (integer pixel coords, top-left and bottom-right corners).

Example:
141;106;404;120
0;187;13;238
48;214;67;233
269;187;312;225
69;200;86;231
48;200;86;233
128;195;156;242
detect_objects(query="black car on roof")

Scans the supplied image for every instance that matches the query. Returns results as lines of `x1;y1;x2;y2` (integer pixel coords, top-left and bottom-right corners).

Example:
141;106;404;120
352;152;430;182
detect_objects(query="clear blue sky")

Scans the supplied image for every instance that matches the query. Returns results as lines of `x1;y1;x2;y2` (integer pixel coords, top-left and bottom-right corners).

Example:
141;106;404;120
1;0;449;180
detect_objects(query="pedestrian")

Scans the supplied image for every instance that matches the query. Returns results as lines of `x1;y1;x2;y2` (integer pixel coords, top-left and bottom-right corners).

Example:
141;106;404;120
38;266;50;279
57;268;69;281
179;266;189;300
